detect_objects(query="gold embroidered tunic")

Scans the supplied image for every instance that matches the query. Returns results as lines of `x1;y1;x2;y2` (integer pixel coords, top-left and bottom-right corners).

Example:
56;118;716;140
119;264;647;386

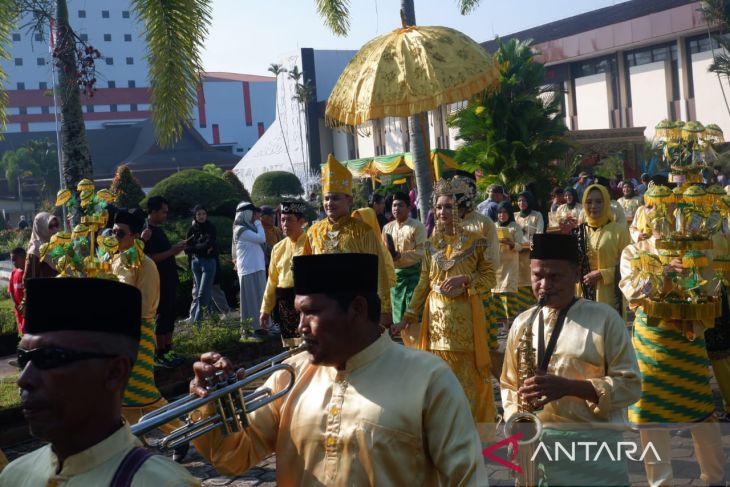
381;217;426;269
304;216;392;312
581;221;630;306
462;209;500;267
261;233;307;314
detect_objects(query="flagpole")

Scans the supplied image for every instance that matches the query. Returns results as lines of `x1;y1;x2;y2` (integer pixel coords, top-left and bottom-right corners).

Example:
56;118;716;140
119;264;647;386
49;18;68;230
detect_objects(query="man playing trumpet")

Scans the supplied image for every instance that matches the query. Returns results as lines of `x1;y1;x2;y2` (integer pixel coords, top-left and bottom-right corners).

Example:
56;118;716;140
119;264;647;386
501;233;640;486
189;253;487;485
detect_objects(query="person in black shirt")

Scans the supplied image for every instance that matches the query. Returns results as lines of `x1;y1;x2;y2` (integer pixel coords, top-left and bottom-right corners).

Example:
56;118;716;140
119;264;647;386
368;193;389;230
185;205;217;322
141;196;187;368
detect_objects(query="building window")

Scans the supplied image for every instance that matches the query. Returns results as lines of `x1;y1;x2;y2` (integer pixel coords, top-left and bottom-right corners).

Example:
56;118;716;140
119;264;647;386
37;57;45;66
34;33;42;42
128;80;136;88
624;42;680;106
16;82;24;90
571;54;621;111
110;104;118;112
41;106;49;114
105;57;113;65
86;105;94;113
19;107;27;115
12;33;20;42
122;11;130;18
124;34;132;42
39;81;47;89
104;34;111;42
126;57;134;65
14;58;22;66
130;103;138;111
108;81;116;88
78;10;86;18
80;33;88;42
102;10;109;18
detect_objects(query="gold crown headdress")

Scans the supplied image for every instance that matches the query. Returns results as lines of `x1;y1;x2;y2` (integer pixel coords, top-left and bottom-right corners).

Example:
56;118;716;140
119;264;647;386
432;177;472;206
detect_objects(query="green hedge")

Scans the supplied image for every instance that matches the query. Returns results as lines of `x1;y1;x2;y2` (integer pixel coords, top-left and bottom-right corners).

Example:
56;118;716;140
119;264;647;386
143;169;242;217
251;171;303;206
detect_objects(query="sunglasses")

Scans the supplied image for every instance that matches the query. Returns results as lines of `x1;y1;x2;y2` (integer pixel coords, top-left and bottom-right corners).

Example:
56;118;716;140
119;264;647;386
16;347;118;370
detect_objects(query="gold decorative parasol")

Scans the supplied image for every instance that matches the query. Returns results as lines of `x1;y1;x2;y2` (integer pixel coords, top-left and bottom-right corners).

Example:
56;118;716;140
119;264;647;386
325;25;500;127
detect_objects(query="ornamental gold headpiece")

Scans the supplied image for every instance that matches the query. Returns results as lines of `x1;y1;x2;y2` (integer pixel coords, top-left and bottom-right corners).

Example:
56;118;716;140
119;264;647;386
322;153;352;196
432;177;472;206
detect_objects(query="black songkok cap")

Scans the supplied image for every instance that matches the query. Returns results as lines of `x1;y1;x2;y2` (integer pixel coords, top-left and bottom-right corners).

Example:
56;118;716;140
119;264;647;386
293;254;378;295
281;200;307;216
530;233;579;262
114;208;145;234
24;278;142;341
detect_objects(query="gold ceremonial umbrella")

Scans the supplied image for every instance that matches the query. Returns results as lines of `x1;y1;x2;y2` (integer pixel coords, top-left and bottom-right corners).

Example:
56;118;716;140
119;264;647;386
325;25;499;127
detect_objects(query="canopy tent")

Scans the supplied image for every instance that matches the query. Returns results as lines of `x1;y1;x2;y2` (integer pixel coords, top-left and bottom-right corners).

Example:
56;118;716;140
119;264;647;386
335;149;459;185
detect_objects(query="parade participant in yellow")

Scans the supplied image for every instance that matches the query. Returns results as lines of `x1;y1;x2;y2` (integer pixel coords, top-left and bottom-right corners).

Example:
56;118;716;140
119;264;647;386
1;278;197;486
502;233;640;487
191;254;487;485
260;201;308;348
630;204;654;242
515;191;544;315
619;224;725;486
617;180;642;225
575;184;630;310
111;209;188;462
304;155;393;327
382;191;426;343
556;187;582;227
492;201;523;328
708;228;730;420
393;178;496;441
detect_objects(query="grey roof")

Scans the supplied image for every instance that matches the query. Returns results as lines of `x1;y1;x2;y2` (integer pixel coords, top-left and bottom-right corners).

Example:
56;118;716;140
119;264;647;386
480;0;696;52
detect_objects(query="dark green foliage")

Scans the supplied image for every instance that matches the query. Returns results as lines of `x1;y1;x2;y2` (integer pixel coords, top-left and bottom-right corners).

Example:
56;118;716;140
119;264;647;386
143;169;240;217
222;170;251;201
448;38;571;208
251;171;304;206
110;164;145;208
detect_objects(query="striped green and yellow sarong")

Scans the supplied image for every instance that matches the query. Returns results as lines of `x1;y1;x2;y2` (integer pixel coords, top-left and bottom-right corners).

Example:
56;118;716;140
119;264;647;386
492;292;520;322
123;319;161;407
629;308;715;425
391;264;421;324
514;286;535;315
481;292;500;351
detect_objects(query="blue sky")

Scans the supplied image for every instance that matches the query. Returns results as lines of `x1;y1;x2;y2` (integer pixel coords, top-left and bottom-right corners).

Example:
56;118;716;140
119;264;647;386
202;0;627;75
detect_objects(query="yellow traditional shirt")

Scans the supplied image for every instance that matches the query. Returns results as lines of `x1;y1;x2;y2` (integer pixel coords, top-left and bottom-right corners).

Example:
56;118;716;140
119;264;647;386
382;217;426;269
191;333;487;486
515;211;545;287
583;222;631;306
463;210;500;267
304;216;392;312
261;233;307;314
629;205;652;243
405;231;496;352
493;222;523;294
0;422;198;486
112;254;160;322
556;203;582;223
617;196;642;224
501;299;641;428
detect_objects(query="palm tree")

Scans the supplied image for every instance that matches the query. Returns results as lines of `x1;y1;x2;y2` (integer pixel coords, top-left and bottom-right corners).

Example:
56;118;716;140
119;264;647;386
288;66;309;175
0;0;210;190
268;63;297;174
699;0;730;118
315;0;482;222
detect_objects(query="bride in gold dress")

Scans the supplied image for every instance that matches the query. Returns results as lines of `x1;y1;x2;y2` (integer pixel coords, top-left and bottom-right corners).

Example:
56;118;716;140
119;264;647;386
393;178;496;441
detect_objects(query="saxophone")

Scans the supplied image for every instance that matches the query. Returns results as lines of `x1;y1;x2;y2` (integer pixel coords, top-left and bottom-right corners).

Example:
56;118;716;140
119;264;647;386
504;297;545;487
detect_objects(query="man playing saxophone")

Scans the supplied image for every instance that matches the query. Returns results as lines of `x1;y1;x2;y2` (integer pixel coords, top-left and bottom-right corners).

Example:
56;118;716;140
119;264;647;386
500;233;641;486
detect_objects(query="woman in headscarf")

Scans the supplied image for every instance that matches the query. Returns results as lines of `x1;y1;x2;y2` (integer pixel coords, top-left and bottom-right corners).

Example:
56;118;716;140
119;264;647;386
514;191;544;314
557;187;582;228
232;202;266;337
185;205;217;323
492;201;523;329
575;184;630;309
24;212;60;286
394;178;496;442
617;180;642;225
352;208;396;289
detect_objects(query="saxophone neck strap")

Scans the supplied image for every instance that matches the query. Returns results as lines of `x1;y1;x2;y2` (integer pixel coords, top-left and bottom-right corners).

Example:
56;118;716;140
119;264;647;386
537;297;578;372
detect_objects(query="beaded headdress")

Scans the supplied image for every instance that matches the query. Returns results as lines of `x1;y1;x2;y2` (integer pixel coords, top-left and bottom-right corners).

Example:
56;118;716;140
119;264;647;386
432;177;472;206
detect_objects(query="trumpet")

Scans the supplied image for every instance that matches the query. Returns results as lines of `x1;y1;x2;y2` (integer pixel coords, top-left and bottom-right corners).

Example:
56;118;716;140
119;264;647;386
131;344;308;449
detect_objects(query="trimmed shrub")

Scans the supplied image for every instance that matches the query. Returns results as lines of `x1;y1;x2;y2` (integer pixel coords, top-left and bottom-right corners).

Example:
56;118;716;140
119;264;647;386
110;164;145;208
223;170;251;202
142;169;240;217
251;171;303;206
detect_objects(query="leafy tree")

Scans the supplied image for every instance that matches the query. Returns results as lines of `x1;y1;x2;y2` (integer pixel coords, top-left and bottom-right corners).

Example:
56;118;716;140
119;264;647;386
110;164;145;208
0;138;60;202
448;38;570;207
251;171;304;206
315;0;483;222
699;0;730;117
143;169;240;217
202;163;224;178
268;63;296;173
222;170;251;202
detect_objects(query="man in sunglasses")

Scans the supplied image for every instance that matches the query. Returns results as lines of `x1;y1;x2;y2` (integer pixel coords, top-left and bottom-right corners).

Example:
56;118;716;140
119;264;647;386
0;278;197;485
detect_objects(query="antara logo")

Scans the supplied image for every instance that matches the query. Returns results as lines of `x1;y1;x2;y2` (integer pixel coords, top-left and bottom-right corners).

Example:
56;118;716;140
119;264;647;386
483;433;661;472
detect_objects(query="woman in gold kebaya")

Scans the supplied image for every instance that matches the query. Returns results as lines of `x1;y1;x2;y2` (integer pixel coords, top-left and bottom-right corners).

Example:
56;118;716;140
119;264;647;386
394;178;496;441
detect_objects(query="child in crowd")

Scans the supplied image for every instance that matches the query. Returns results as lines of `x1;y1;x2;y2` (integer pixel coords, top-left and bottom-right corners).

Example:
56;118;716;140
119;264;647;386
8;247;26;333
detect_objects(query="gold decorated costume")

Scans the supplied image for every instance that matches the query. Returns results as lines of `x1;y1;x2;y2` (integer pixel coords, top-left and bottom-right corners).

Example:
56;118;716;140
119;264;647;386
382;216;427;324
191;334;487;486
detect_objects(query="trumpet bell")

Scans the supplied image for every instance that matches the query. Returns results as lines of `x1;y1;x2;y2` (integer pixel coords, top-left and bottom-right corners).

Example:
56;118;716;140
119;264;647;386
504;412;543;445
